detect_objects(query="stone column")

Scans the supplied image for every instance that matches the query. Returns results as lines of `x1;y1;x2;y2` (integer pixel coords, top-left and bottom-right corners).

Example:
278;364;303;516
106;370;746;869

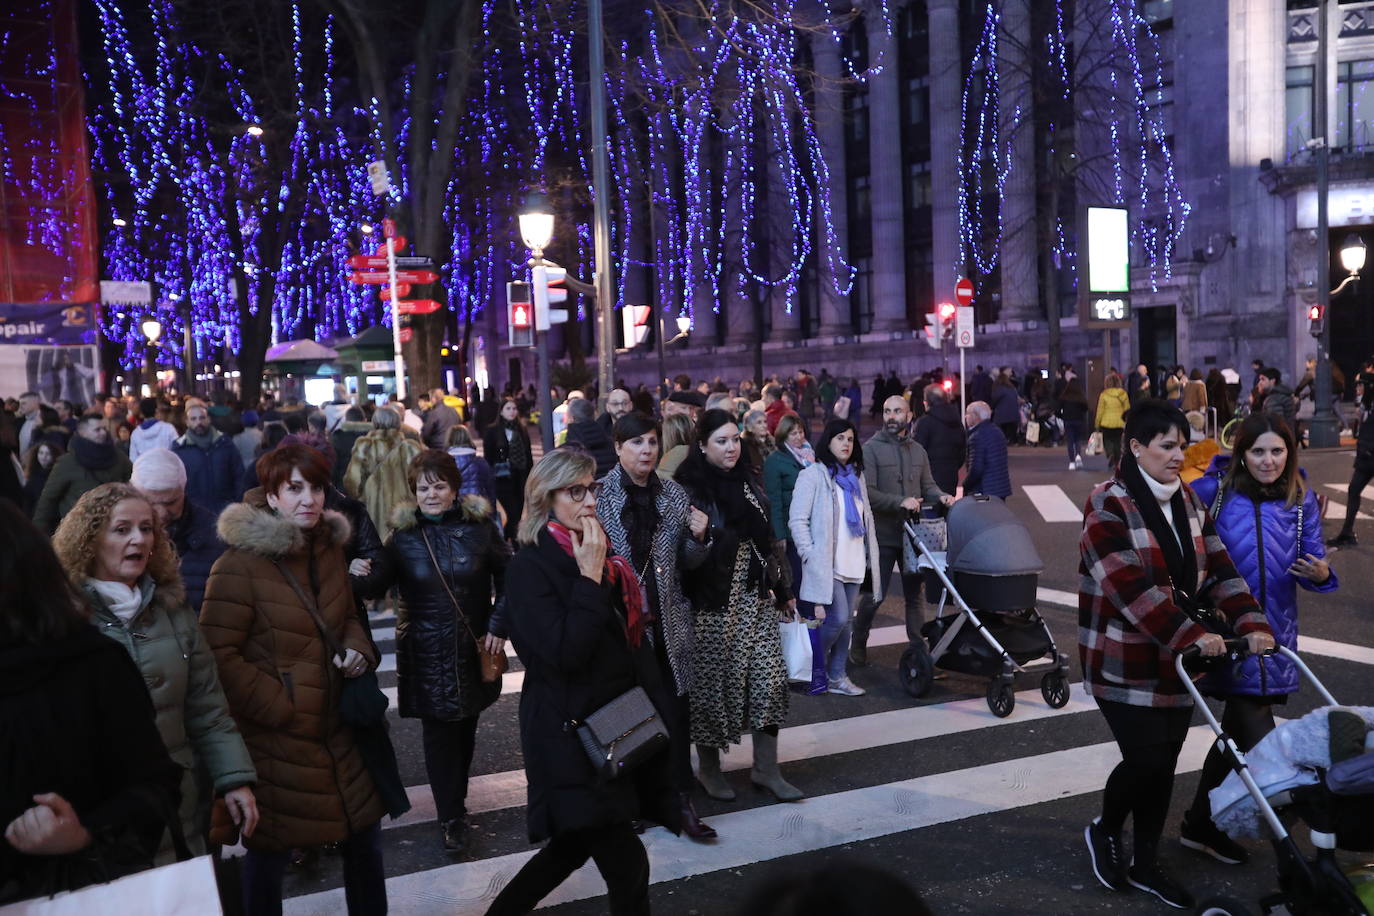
811;32;853;337
927;0;962;307
996;0;1040;322
865;9;909;332
768;129;803;341
723;136;757;346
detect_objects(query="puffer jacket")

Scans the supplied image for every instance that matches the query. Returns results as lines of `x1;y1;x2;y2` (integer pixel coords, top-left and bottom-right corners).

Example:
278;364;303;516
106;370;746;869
201;490;383;852
343;428;425;541
989;383;1020;426
366;496;509;721
172;431;243;517
167;500;224;615
87;575;255;857
1191;457;1338;696
1095;388;1130;430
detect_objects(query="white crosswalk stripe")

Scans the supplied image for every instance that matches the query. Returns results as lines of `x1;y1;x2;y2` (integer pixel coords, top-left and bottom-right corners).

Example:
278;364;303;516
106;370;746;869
1021;484;1082;522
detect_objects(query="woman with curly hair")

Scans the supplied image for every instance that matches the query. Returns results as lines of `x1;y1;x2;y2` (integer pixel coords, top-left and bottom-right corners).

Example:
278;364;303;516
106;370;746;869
52;482;258;860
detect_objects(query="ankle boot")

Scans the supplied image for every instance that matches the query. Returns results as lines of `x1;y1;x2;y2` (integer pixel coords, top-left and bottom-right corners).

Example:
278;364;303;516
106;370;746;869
695;745;736;801
678;792;718;840
806;626;828;695
750;730;803;802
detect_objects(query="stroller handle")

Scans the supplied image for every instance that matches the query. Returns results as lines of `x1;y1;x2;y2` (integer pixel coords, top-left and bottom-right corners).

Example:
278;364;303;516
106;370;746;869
1174;643;1339;709
1178;638;1253;662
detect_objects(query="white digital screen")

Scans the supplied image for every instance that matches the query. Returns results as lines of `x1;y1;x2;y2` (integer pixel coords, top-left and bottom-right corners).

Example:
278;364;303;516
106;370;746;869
1087;207;1130;293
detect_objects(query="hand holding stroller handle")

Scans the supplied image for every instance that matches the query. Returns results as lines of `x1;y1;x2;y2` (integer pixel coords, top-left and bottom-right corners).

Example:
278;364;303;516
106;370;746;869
1179;638;1250;661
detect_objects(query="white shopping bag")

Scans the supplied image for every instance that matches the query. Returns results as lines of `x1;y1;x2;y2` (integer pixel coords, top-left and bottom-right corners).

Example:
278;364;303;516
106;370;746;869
779;614;813;682
0;855;222;916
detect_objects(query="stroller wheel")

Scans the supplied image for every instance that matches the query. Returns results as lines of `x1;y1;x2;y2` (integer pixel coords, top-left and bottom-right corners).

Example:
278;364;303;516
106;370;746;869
986;679;1015;717
1194;895;1256;916
898;645;934;698
1040;671;1071;709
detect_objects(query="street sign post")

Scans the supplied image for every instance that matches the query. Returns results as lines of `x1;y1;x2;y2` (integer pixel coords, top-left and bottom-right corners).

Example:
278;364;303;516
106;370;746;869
954;286;976;409
955;306;975;348
394;299;442;315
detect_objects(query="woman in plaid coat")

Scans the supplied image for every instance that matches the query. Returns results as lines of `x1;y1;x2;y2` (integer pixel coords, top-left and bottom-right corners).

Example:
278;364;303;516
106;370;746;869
1078;400;1274;909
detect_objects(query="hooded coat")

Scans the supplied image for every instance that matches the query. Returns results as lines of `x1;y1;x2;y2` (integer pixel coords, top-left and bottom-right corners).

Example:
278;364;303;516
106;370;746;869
0;627;183;904
503;528;680;844
913;402;967;495
367;496;509;721
86;575;255;857
200;491;383;852
1190;457;1338;697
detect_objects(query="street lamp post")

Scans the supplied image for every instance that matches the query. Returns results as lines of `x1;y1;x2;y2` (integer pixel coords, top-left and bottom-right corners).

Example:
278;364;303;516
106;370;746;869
1311;0;1339;447
520;195;557;454
588;0;615;407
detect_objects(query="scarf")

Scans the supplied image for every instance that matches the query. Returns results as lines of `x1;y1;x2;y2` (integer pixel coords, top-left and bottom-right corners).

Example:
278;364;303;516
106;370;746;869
546;521;651;648
832;463;866;539
87;578;145;624
1118;450;1197;595
73;435;117;471
702;453;773;553
185;428;217;450
502;420;529;472
785;442;814;468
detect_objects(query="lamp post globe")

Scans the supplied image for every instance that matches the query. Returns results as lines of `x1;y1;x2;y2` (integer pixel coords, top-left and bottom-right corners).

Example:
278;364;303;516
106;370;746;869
518;192;554;255
676;314;691;334
1341;233;1367;275
141;317;162;343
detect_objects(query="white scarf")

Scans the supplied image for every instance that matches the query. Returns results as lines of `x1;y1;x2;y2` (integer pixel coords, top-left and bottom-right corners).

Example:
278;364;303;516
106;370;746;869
88;579;143;624
1141;469;1183;547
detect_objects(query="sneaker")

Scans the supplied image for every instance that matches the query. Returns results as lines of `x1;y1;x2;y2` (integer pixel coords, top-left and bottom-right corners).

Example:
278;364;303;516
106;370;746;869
1127;863;1194;909
1075;457;1084;469
1180;814;1248;865
827;676;866;696
1069;461;1077;470
1084;818;1127;891
1328;532;1358;549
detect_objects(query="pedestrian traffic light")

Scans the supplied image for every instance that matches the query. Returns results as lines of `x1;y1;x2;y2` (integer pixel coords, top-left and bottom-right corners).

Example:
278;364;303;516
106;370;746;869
507;281;534;348
1307;303;1325;337
941;378;954;394
923;312;940;349
938;302;957;341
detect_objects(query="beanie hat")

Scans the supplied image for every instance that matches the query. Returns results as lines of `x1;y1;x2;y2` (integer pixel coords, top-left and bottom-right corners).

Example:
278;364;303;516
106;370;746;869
242;409;260;427
131;448;188;491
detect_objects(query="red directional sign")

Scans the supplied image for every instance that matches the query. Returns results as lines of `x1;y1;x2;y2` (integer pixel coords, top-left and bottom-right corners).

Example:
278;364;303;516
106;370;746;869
955;277;975;306
348;254;433;270
349;269;438;285
372;236;406;256
398;326;413;344
394;299;442;315
383;218;396;239
380;284;413;300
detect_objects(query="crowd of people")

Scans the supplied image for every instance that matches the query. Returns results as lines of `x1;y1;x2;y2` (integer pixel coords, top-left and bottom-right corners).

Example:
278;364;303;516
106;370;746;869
0;356;1356;913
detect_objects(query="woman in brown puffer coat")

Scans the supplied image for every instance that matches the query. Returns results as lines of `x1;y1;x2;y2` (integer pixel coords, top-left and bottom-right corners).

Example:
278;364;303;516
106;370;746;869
201;443;386;915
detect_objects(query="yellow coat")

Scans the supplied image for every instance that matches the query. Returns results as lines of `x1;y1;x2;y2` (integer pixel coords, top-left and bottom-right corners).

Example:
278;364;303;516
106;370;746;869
1095;388;1130;430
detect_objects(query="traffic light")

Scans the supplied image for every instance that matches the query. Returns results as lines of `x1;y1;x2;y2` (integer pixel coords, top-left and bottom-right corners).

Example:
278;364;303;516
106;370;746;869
937;302;957;341
1307;303;1325;337
923;312;940;349
531;262;570;330
507;281;534;348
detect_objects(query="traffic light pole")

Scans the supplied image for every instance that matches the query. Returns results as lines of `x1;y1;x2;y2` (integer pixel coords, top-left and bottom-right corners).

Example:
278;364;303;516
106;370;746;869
1311;0;1339;447
531;260;556;454
588;0;615;406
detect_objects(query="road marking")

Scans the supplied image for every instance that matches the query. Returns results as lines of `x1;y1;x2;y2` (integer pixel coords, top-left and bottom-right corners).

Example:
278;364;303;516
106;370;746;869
380;685;1098;831
1021;485;1082;523
1323;482;1374;503
1320;496;1372;521
285;725;1219;915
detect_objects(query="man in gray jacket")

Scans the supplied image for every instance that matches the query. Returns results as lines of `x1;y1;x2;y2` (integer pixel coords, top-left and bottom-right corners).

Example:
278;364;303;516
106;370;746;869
850;395;955;666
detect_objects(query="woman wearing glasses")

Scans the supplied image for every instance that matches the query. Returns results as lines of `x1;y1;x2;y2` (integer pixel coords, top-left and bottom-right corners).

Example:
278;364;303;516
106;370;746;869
675;409;801;804
489;448;679;915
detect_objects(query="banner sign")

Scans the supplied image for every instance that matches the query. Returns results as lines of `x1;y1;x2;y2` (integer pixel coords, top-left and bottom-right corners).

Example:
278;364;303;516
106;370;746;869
0;302;99;345
0;344;100;408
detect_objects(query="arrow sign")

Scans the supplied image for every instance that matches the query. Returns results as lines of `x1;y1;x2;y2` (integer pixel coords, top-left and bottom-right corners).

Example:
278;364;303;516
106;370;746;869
349;269;438;285
373;237;406;256
380;284;413;300
395;299;442;315
398;326;413;344
348;255;433;270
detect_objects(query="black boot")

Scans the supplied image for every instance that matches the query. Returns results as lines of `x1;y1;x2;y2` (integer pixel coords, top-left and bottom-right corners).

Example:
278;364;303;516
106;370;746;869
442;818;467;854
1328;529;1358;548
678;792;718;841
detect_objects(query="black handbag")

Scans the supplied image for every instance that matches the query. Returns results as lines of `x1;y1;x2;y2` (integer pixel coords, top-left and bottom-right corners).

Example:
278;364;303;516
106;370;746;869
573;685;670;781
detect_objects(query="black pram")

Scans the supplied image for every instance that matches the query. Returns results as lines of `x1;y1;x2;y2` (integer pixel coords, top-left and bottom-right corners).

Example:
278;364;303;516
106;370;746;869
900;495;1070;717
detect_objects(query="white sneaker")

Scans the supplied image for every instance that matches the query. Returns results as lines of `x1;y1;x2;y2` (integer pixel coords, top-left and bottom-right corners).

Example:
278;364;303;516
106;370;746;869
827;676;866;696
1068;461;1077;470
1075;457;1084;469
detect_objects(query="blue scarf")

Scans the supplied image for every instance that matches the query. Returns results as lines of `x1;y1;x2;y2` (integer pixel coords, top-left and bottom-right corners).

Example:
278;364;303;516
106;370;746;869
832;463;866;539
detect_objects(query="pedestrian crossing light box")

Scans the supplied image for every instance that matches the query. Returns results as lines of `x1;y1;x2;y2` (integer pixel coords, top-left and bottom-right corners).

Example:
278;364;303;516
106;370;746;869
1082;206;1133;329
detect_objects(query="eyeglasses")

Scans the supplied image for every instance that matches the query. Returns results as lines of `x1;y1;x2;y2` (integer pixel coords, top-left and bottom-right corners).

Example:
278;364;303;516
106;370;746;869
558;481;602;502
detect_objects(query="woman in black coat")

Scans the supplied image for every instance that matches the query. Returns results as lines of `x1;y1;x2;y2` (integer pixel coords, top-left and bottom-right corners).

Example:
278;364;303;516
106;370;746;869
490;447;679;915
0;501;182;904
483;398;534;540
364;450;508;855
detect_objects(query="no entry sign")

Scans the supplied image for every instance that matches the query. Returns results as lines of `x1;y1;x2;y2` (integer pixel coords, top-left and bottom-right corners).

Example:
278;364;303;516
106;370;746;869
955;277;974;306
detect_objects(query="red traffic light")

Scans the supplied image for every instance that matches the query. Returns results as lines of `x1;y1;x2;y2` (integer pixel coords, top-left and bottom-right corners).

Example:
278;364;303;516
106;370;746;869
1308;305;1324;321
941;378;954;392
937;302;957;320
512;303;531;328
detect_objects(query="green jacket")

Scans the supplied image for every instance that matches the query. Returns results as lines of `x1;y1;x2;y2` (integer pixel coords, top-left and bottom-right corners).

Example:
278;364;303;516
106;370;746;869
34;450;132;533
860;429;947;549
86;575;256;855
763;447;806;540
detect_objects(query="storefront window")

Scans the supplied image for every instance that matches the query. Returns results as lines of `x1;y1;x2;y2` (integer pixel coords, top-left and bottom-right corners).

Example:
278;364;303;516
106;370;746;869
1337;59;1374;152
1287;64;1314;161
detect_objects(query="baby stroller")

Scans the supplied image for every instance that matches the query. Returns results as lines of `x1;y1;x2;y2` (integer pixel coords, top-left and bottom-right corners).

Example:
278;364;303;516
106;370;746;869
899;495;1071;717
1177;642;1374;916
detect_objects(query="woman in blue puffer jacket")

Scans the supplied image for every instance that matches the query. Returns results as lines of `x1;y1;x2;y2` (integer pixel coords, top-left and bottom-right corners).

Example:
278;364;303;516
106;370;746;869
1183;413;1337;866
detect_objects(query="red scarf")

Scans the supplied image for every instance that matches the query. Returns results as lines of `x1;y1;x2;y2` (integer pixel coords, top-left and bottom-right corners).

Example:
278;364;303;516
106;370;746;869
546;521;651;648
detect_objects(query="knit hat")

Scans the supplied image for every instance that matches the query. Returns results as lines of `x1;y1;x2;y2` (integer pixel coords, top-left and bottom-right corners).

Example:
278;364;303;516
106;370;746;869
131;448;187;491
242;409;260;427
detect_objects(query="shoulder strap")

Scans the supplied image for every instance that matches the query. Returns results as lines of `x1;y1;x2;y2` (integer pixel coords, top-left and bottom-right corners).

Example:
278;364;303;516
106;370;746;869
419;527;484;645
1210;481;1226;519
272;560;345;661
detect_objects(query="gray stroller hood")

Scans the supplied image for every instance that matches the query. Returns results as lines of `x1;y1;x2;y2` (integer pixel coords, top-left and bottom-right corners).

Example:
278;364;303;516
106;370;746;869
946;495;1045;576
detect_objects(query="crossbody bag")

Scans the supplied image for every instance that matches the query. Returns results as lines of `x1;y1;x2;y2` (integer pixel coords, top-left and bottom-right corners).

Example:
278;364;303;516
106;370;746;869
418;527;508;683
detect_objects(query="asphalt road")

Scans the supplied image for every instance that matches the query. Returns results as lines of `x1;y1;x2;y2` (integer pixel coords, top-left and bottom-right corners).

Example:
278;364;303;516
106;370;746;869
278;443;1374;916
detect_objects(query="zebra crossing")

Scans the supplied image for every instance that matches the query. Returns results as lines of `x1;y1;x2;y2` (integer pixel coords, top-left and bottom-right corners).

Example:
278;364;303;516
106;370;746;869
1020;478;1374;524
277;585;1374;915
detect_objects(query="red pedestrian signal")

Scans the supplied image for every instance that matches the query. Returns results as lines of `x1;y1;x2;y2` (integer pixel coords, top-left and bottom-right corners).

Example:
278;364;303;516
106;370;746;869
507;281;534;347
512;303;531;329
1308;303;1325;337
937;302;957;341
941;378;954;393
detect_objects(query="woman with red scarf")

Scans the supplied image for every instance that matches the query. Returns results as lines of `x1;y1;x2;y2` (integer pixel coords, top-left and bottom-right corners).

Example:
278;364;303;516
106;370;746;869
488;447;680;916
